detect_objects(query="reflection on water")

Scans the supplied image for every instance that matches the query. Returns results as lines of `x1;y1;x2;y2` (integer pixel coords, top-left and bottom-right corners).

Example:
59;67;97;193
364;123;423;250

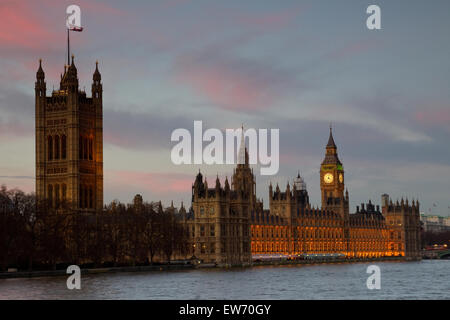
0;260;449;300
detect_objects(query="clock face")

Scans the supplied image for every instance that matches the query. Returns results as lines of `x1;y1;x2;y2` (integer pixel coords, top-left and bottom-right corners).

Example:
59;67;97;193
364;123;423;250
323;173;333;184
339;173;343;183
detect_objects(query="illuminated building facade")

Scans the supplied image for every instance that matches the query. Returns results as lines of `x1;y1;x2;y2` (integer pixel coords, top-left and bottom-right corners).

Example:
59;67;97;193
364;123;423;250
189;128;422;265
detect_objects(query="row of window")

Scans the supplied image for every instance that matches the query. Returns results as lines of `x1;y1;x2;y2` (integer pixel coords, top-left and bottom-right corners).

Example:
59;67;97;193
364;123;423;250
251;226;388;240
47;184;95;209
251;243;404;255
47;135;67;160
199;206;214;216
79;135;94;160
199;225;215;237
197;206;242;217
191;224;250;238
47;183;67;207
47;134;95;161
79;185;95;209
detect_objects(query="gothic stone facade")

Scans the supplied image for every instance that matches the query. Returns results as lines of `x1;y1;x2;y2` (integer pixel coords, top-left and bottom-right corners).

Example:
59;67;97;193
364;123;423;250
188;151;258;266
188;128;421;265
35;56;103;211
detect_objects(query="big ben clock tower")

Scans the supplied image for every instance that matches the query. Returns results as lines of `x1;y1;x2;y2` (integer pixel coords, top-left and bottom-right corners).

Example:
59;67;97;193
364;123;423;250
320;126;348;216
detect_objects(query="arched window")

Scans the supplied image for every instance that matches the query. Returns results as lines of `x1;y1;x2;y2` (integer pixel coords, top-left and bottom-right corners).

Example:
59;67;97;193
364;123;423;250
62;184;67;202
89;138;93;160
61;135;67;159
84;137;88;159
54;135;60;159
48;136;53;160
89;187;93;208
79;135;83;159
48;184;53;207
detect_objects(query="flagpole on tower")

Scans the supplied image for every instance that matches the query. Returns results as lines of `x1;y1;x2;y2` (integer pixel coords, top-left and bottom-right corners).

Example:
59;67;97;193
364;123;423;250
65;4;83;66
67;28;70;65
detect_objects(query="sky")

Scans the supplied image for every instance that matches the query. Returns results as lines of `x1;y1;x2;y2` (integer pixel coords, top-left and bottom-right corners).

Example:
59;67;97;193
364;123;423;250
0;0;449;215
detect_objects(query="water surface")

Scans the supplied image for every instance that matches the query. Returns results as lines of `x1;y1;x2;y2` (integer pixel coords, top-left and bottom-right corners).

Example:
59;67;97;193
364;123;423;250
0;260;448;299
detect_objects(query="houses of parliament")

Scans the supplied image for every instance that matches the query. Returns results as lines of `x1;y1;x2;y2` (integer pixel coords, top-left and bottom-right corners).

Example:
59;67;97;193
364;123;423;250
35;58;421;267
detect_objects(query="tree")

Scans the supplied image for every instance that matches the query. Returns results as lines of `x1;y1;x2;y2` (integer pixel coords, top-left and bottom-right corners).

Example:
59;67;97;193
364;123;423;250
142;202;162;264
103;201;127;266
35;200;69;270
160;207;189;263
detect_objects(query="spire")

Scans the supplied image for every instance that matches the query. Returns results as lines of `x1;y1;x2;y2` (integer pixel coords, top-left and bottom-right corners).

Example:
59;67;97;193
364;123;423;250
67;54;77;73
215;174;221;189
35;59;46;96
93;60;101;81
327;124;336;149
60;55;78;91
36;59;44;79
322;125;342;165
224;176;230;191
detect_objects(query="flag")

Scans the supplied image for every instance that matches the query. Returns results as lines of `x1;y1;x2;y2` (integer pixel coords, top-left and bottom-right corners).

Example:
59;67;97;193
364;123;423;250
69;26;83;32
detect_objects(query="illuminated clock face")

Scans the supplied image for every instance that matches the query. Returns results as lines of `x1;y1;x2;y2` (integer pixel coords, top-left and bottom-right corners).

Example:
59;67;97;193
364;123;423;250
339;173;343;183
324;173;334;184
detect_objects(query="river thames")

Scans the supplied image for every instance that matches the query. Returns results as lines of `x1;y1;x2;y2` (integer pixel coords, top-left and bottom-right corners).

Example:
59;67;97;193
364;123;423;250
0;260;448;300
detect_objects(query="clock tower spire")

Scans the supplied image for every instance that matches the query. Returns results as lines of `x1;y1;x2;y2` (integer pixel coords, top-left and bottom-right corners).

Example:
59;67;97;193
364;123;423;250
320;126;347;215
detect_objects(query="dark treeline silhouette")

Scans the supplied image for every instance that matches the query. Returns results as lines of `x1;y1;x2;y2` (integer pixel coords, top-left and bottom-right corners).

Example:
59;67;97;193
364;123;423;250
0;185;189;272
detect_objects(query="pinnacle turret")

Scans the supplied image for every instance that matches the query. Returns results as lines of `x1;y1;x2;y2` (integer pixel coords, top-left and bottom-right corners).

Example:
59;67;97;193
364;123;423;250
326;125;337;149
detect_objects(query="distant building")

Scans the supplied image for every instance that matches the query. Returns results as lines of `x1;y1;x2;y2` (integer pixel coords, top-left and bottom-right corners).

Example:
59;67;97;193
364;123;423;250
421;215;450;233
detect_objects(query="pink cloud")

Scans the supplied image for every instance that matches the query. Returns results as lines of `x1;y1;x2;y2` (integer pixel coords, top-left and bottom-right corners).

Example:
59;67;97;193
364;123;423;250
108;170;193;194
0;1;58;49
104;131;133;149
0;0;127;50
414;108;450;127
0;176;35;194
174;56;279;111
235;7;302;29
